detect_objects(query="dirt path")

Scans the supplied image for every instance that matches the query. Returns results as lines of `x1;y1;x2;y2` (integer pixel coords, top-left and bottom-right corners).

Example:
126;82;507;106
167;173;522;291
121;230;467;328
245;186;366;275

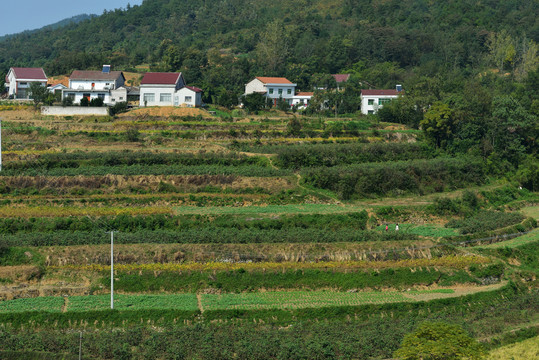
402;281;509;302
197;293;204;313
61;297;69;313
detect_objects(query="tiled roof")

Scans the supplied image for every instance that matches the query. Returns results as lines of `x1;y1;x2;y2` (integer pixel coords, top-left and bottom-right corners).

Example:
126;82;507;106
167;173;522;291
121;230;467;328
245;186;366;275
141;72;182;85
332;74;350;83
11;67;47;81
184;85;203;93
361;89;401;96
70;70;124;81
256;77;293;84
296;92;314;96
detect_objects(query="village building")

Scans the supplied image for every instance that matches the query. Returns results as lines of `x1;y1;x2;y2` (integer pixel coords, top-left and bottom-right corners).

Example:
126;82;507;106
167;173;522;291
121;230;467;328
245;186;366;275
291;92;314;108
139;72;202;107
245;77;297;106
360;85;403;115
5;67;48;99
62;65;125;105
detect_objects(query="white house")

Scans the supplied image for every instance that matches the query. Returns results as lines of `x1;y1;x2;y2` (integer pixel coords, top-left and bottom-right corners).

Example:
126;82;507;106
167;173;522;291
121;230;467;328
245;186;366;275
62;65;125;105
245;77;296;106
139;72;187;107
291;92;314;108
5;67;48;99
48;83;67;94
177;86;203;107
360;85;403;115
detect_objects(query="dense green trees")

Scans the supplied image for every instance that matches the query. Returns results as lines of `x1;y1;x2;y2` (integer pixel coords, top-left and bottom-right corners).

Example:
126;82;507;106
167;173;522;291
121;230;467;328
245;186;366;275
394;322;486;360
0;0;537;171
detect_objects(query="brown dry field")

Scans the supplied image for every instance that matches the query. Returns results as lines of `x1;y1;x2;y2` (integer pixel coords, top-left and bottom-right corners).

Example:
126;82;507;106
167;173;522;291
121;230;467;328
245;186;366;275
117;106;210;118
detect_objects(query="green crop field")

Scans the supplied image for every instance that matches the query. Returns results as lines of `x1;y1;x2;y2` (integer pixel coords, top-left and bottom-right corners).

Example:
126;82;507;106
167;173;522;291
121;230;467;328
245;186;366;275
0;296;64;313
0;100;536;359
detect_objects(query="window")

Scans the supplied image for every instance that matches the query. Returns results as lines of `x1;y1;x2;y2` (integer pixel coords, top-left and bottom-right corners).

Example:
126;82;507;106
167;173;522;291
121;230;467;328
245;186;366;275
278;89;283;95
19;82;27;86
160;93;172;103
368;99;374;105
119;97;123;100
143;93;155;102
379;98;391;105
98;94;105;100
368;110;374;114
185;96;192;102
269;88;274;94
287;89;292;95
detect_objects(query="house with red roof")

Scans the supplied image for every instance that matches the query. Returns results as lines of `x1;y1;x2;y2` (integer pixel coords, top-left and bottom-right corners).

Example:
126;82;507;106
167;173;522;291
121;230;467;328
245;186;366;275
360;85;403;115
332;74;350;90
291;92;314;108
62;65;125;105
139;72;201;107
5;67;48;99
245;77;297;106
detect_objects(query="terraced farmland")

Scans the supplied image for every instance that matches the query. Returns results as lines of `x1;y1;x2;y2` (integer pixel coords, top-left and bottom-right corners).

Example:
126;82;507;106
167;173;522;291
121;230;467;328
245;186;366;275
0;105;537;359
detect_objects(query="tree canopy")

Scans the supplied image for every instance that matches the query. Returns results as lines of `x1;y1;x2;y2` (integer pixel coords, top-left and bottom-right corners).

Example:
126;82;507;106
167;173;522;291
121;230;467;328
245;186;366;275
394;322;486;360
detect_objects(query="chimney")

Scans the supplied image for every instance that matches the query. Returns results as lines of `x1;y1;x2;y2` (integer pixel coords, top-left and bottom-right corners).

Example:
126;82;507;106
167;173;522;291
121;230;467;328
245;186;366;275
396;84;402;92
102;65;111;74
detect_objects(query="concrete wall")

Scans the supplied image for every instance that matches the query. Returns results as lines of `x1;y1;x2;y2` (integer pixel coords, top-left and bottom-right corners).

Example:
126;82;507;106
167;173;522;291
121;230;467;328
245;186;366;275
42;106;109;116
245;79;265;95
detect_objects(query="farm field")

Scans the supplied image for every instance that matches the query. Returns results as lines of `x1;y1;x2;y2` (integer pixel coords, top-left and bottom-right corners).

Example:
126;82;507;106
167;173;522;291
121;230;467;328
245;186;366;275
0;105;537;359
0;284;509;313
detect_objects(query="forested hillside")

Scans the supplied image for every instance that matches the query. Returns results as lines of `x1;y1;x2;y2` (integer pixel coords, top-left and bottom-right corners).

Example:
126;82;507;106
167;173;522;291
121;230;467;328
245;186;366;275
0;0;537;87
0;0;537;172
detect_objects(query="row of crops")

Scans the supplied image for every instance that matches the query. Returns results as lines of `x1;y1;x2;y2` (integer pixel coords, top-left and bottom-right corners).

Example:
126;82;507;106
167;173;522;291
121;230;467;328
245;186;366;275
0;289;459;313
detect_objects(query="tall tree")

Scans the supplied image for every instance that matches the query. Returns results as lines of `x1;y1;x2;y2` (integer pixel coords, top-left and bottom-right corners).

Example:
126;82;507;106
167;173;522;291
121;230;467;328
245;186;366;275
420;102;456;148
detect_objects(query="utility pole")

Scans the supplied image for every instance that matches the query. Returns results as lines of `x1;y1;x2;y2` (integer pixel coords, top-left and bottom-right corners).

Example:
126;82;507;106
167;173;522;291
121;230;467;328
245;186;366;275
111;231;114;309
78;331;82;360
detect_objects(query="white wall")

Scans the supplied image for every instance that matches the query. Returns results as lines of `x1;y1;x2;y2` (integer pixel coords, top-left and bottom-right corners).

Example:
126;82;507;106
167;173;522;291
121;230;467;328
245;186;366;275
63;91;112;105
42;106;108;116
244;79;265;95
70;80;114;91
361;95;398;115
265;85;295;101
176;87;202;107
110;88;128;104
291;96;312;107
140;85;176;106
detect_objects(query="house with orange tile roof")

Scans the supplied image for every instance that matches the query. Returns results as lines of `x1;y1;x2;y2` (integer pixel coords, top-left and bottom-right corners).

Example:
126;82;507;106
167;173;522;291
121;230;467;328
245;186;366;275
245;77;297;106
5;67;48;99
291;92;314;108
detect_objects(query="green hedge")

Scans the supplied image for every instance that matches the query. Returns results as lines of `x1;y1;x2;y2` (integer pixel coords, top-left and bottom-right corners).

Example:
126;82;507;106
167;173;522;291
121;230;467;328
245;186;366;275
275;142;435;169
0;212;369;235
108;268;476;293
446;211;525;234
0;227;414;247
302;157;487;199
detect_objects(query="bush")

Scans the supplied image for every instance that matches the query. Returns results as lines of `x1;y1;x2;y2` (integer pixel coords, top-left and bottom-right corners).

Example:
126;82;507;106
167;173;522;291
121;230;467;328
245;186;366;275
125;128;140;142
445;211;525;234
90;97;104;107
109;102;128;116
302;157;486;199
394;322;486;360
